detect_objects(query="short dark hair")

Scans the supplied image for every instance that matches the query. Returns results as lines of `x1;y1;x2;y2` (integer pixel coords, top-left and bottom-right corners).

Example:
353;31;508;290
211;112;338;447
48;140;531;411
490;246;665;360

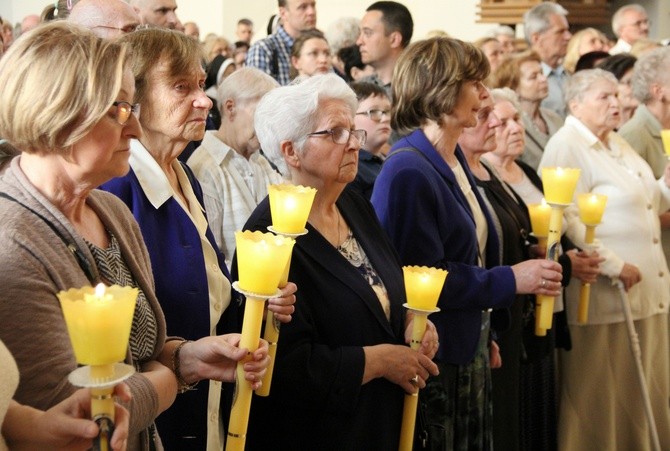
596;53;637;81
349;81;389;102
237;18;253;27
366;1;413;48
338;45;365;82
575;51;611;73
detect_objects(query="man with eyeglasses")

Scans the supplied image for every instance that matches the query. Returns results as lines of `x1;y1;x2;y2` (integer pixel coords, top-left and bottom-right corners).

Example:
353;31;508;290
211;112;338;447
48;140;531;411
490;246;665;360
610;4;650;55
68;0;142;39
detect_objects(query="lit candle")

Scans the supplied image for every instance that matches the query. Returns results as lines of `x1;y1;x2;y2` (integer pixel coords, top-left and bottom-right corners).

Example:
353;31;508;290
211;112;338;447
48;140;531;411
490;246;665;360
57;283;138;448
527;199;551;248
268;184;317;234
536;167;580;336
661;129;670;159
576;193;607;323
399;266;446;451
542;167;581;205
227;231;295;451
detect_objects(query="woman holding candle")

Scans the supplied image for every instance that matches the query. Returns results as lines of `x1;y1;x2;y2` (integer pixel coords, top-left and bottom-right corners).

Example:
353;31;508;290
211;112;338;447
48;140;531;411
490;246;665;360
99;28;296;451
370;37;563;450
538;68;670;450
238;73;440;449
0;23;272;451
491;50;564;170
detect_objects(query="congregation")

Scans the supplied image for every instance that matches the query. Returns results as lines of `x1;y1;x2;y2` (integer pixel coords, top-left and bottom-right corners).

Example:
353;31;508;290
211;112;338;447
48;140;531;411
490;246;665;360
0;0;669;450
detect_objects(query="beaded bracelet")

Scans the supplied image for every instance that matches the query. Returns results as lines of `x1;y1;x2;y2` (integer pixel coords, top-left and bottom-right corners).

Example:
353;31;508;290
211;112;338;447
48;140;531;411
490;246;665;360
172;339;197;393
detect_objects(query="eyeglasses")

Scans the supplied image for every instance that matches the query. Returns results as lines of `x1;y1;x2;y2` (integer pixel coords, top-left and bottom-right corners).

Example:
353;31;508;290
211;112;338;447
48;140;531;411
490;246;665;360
307;127;367;146
91;23;146;34
111;101;141;125
356;109;391;122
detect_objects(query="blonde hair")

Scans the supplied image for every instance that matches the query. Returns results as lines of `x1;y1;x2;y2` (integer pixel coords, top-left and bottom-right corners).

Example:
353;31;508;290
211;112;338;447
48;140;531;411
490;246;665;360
564;28;605;74
0;21;127;153
392;37;489;135
119;28;204;105
203;34;231;64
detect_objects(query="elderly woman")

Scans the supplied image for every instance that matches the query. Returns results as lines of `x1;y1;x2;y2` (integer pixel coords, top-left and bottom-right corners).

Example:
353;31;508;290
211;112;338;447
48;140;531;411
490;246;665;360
492;50;564;170
371;37;563;449
99;29;296;450
539;68;670;450
0;22;271;451
479;88;602;451
239;73;440;449
290;29;332;80
188;67;282;270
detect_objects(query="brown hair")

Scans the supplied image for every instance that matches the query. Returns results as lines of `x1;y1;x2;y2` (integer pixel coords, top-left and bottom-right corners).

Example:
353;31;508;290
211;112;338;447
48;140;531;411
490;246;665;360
392;37;489;135
490;50;541;90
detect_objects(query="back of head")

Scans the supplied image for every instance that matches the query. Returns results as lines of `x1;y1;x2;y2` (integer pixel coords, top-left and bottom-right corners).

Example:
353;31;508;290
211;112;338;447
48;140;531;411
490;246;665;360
490;50;541;90
0;21;127;153
392;37;489;134
338;45;365;82
254;73;357;176
218;66;279;107
597;53;637;80
366;1;413;48
630;47;670;103
574;50;611;72
325;16;360;55
119;27;204;104
523;2;568;43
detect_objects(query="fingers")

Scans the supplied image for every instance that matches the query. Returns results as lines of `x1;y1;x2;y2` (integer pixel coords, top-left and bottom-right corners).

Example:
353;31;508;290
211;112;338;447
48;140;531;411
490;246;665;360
110;403;129;451
267;283;297;323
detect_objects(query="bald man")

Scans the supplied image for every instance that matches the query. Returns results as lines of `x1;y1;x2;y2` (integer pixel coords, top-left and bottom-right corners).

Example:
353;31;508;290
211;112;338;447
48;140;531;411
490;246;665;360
128;0;178;29
68;0;141;38
20;15;40;34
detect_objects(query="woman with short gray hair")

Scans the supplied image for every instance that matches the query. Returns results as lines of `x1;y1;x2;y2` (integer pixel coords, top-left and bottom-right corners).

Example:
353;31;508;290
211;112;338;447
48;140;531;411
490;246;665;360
539;68;670;450
242;73;440;449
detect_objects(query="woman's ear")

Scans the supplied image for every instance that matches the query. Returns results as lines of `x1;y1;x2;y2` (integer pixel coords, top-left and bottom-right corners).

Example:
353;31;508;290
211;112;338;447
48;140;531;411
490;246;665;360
224;98;236;120
291;55;300;72
281;140;301;169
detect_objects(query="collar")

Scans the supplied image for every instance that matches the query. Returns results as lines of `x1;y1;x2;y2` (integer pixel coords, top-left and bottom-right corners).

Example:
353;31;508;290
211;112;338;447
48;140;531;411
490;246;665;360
565;115;616;155
201;131;235;166
636;104;662;137
541;62;565;77
276;24;294;47
359;149;384;162
129;139;187;209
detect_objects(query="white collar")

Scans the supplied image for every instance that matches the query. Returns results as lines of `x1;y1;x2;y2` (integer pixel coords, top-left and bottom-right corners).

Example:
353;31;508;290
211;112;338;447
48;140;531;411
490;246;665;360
129;139;181;209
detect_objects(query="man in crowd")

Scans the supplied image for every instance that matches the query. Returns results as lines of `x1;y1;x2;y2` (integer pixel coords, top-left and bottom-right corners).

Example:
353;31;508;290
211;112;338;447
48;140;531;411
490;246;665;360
609;4;650;55
129;0;178;30
69;0;141;38
236;18;254;44
246;0;316;85
356;1;413;97
524;2;572;118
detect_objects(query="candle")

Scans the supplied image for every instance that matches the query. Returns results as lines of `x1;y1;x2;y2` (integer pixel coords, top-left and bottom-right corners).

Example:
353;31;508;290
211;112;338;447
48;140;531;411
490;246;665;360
403;266;448;311
399;265;446;451
235;231;295;295
58;284;138;366
661;129;670;159
541;167;581;205
268;184;317;234
576;193;607;324
527;199;551;248
227;230;296;451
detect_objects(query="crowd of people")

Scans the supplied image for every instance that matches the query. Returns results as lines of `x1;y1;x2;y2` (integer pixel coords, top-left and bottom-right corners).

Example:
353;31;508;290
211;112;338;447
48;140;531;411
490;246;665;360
0;0;669;450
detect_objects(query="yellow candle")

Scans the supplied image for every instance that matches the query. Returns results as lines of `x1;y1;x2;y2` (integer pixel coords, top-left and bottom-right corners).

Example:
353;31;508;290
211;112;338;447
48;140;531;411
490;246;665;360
661;129;670;158
403;266;448;311
398;314;427;451
577;193;607;226
268;184;317;234
541;167;580;205
235;231;295;295
58;284;138;366
527;199;551;239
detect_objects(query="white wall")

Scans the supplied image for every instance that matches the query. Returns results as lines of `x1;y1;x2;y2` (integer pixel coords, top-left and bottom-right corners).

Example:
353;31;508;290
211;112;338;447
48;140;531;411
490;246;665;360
2;0;668;44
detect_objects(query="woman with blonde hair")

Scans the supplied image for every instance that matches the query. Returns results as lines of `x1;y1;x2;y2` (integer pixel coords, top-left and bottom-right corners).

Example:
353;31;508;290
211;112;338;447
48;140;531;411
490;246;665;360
563;27;608;74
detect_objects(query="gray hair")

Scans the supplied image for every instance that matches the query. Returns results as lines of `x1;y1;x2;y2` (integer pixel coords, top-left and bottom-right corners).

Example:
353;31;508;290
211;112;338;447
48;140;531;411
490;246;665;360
631;47;670;104
488;25;515;39
523;2;568;43
325;16;360;54
564;68;617;113
490;87;521;112
254;73;357;176
612;4;646;38
217;67;279;112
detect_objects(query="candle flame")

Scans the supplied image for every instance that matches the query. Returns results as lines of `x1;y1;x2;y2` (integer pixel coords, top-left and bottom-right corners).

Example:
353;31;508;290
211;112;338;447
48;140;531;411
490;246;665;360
95;283;106;298
541;198;548;206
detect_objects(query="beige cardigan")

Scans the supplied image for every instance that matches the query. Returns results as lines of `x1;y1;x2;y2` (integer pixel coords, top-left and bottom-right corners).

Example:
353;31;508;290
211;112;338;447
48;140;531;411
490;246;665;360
0;157;167;450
